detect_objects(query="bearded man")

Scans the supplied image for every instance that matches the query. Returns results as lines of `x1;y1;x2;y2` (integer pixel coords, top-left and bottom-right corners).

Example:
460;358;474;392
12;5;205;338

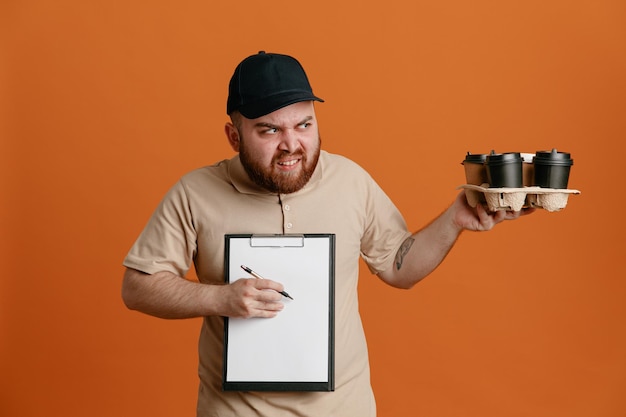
122;51;531;417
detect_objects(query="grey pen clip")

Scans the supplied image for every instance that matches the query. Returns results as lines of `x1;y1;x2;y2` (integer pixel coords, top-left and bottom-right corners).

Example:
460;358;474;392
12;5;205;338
240;265;294;300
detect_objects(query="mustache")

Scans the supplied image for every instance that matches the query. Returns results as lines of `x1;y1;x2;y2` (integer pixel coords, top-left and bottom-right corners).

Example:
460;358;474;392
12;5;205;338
272;149;305;162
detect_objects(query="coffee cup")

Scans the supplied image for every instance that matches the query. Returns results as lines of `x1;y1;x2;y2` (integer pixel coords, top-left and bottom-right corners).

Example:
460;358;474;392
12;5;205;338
485;151;523;188
462;152;488;185
533;149;573;189
520;153;535;187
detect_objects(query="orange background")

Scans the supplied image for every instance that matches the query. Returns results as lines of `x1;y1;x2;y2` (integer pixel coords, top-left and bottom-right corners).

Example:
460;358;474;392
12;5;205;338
2;1;625;416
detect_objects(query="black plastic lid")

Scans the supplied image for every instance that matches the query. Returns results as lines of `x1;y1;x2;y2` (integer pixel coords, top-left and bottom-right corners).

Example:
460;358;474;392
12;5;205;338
486;151;522;166
534;148;574;166
463;152;488;164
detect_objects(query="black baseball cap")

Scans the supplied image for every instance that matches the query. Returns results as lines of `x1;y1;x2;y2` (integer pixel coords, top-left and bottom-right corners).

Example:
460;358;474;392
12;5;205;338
226;51;324;119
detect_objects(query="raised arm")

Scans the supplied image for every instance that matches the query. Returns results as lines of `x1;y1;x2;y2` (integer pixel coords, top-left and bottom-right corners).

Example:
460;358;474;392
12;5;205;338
121;268;286;319
377;192;534;289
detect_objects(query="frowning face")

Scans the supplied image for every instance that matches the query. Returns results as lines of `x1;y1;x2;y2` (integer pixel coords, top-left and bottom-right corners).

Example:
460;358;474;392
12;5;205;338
225;101;321;194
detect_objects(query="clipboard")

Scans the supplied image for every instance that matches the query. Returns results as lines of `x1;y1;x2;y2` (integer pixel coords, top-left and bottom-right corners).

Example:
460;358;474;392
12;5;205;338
223;234;335;392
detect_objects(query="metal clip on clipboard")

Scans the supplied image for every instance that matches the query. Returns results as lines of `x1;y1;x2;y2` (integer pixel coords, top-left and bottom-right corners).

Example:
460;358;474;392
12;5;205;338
249;234;305;248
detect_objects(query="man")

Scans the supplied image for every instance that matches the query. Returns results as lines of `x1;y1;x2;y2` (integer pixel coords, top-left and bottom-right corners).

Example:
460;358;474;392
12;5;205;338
122;51;531;416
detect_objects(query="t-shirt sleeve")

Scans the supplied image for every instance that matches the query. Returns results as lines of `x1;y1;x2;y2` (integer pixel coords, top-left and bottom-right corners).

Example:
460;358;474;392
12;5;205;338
359;177;412;275
123;180;197;277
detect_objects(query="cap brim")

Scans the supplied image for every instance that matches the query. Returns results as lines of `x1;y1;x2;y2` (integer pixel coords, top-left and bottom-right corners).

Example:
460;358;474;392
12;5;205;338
238;92;324;119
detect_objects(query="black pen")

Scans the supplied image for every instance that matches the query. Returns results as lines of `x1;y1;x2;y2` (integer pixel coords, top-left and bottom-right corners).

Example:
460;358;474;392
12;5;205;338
240;265;294;300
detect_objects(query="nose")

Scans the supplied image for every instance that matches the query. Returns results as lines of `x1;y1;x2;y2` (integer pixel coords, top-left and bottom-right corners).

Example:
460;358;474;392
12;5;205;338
278;129;300;153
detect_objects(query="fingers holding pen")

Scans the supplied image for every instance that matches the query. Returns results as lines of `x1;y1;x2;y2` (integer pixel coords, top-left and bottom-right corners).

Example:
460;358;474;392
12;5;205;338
250;277;286;303
225;278;285;319
241;265;294;300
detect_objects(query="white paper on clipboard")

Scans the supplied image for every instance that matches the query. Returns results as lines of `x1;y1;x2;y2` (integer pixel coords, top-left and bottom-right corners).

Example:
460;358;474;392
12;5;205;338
223;234;335;391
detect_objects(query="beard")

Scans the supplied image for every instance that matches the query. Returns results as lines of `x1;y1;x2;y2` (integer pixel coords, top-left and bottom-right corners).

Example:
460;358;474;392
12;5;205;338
239;136;321;194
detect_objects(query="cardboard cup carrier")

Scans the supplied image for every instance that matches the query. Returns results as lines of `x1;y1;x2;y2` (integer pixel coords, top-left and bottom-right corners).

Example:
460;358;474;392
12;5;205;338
459;149;579;212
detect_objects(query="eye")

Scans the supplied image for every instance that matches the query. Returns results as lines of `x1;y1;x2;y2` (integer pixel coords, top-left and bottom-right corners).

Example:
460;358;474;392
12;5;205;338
298;122;311;129
262;127;278;134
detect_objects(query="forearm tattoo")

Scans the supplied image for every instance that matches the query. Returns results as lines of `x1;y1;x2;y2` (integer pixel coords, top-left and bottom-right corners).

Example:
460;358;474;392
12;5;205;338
395;237;415;270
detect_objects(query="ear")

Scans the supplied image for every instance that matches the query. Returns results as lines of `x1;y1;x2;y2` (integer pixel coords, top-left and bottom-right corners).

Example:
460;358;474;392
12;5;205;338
224;122;240;152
